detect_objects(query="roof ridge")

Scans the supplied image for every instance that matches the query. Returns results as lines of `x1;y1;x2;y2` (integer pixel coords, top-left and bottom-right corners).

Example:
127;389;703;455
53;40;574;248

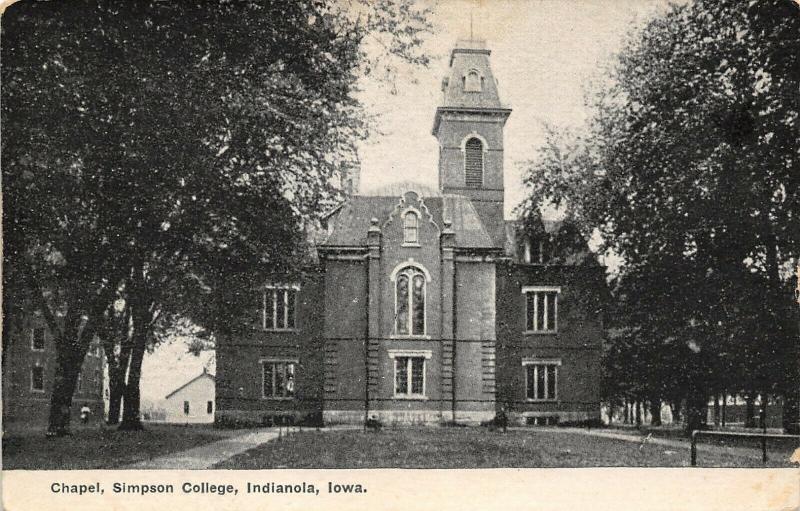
164;371;215;400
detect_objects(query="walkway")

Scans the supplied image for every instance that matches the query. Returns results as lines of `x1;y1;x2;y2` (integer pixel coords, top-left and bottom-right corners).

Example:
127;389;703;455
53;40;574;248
124;427;296;469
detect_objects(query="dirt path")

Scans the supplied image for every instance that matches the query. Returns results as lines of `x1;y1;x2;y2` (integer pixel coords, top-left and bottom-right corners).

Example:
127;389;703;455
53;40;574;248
123;427;295;469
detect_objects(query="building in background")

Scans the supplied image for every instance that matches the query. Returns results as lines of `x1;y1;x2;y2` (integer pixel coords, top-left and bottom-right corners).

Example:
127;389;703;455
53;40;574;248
163;369;215;424
215;39;605;427
1;294;105;428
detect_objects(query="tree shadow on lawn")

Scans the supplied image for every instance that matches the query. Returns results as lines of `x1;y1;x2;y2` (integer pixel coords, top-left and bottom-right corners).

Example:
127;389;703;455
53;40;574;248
3;423;226;470
214;427;794;469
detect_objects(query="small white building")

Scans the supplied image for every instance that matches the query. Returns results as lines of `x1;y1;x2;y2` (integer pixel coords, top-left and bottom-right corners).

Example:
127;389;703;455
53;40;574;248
163;369;215;424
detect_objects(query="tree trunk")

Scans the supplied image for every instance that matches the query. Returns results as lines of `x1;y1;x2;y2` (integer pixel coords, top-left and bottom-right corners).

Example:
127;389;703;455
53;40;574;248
781;337;799;433
713;394;720;427
45;342;83;436
118;277;149;432
649;399;662;427
673;400;682;424
119;330;146;431
745;394;757;428
100;303;132;426
46;308;102;436
106;348;131;426
721;392;727;427
783;387;800;434
44;277;117;436
623;400;630;424
635;401;642;428
763;228;798;433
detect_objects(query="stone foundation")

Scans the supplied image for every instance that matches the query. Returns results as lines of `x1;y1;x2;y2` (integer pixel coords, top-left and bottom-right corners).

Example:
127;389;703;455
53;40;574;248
216;409;312;427
323;409;497;426
511;410;597;426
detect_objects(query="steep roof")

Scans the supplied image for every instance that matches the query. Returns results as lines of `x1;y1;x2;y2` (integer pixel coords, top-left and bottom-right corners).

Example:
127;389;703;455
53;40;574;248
164;370;215;400
441;39;504;110
442;194;494;248
320;189;499;250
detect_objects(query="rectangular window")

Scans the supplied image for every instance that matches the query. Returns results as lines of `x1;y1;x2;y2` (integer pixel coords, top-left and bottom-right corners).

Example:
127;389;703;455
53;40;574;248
524;361;559;401
523;239;546;264
394;356;426;397
207;401;213;414
262;287;298;330
523;287;560;332
261;360;296;399
31;366;45;392
184;401;190;415
31;327;45;351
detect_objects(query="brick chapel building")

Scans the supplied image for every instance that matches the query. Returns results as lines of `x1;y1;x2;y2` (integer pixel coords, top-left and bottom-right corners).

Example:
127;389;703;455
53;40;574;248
215;39;605;427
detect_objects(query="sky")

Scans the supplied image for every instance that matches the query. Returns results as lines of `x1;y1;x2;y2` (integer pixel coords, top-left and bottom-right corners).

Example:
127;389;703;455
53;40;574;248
141;0;669;402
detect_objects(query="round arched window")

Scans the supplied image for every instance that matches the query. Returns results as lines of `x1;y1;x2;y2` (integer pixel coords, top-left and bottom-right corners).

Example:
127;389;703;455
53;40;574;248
464;137;483;188
395;267;426;335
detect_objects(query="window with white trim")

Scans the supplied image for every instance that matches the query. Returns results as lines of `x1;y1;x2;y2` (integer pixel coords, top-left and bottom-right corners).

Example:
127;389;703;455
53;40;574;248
395;267;426;336
31;365;45;392
464;137;483;188
262;360;296;399
523;287;560;332
403;211;419;244
31;327;45;351
389;350;430;398
262;286;297;331
524;360;559;401
394;357;425;397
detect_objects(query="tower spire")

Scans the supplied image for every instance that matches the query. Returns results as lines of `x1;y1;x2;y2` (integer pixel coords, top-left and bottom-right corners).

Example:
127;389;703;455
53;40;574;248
469;10;473;40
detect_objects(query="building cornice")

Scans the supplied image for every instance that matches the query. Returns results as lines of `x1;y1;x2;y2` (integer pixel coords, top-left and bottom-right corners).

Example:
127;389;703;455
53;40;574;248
432;106;512;135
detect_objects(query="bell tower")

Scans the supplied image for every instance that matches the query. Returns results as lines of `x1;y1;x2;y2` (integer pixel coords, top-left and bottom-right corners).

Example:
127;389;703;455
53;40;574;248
433;39;511;240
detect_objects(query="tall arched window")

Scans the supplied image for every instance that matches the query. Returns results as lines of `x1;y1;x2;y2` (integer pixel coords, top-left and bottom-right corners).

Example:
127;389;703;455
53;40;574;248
464;137;483;188
403;211;418;244
395;267;426;335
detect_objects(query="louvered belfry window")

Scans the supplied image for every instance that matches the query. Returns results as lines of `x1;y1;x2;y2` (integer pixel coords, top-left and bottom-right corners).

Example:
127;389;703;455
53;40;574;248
464;137;483;188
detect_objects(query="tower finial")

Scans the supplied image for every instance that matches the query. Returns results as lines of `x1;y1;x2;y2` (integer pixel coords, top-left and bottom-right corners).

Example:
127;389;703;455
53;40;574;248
470;9;473;40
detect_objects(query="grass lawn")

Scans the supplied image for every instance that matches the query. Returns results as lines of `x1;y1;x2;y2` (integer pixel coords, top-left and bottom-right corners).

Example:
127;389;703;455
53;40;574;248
214;427;798;469
2;423;228;470
606;425;800;453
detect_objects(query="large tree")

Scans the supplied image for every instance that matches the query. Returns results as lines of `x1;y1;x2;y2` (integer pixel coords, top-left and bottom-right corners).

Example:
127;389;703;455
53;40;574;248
519;0;799;433
2;0;431;435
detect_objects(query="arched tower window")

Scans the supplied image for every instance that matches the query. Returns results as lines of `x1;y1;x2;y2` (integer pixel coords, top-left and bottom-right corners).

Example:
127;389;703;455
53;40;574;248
403;211;418;244
395;267;426;336
464;137;484;188
464;69;482;92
